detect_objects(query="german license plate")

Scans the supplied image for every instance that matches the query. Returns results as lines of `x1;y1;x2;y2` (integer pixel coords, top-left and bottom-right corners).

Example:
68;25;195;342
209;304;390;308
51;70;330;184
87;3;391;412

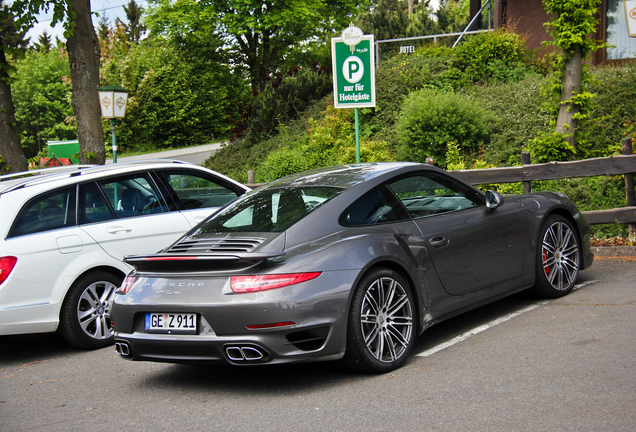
145;313;197;333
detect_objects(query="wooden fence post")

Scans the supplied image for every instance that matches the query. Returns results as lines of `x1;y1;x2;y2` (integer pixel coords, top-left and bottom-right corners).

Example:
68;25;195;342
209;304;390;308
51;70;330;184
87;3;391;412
247;170;255;186
521;151;532;193
622;138;635;237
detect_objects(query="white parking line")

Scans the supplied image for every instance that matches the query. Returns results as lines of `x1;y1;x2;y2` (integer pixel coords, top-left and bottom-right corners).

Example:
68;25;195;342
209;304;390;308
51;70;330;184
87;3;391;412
415;280;598;358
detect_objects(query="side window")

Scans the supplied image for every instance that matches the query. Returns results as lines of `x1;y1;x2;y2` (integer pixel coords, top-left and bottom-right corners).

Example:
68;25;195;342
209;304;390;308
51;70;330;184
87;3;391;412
387;173;481;219
341;186;410;226
78;182;115;224
158;170;240;210
9;186;76;237
98;174;168;219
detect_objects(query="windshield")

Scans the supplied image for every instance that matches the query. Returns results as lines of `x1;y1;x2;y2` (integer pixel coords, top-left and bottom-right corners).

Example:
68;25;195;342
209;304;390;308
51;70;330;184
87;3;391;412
196;186;344;233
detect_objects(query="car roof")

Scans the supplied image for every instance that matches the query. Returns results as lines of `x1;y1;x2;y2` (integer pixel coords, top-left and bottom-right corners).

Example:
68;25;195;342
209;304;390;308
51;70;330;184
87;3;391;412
0;160;243;195
263;162;428;191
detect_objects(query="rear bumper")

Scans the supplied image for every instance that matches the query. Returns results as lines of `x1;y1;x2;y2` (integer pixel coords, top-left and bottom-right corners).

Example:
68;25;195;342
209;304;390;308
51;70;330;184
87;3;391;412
114;320;346;365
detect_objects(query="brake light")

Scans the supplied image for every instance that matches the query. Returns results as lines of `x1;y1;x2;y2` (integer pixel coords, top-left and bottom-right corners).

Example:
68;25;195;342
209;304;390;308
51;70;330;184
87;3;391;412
230;272;321;293
246;321;296;330
116;275;137;294
0;256;17;285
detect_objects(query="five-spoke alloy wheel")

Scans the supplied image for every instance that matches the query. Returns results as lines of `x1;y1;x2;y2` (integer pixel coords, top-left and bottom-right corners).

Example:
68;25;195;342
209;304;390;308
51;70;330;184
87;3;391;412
59;271;122;349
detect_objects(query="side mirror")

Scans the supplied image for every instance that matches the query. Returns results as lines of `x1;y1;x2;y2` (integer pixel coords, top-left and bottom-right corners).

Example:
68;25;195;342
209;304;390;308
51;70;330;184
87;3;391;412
485;190;504;209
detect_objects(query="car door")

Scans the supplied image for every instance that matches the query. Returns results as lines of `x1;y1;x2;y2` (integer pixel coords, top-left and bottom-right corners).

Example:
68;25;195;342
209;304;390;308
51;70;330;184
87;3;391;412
3;185;103;313
152;168;245;227
387;172;525;296
78;174;191;261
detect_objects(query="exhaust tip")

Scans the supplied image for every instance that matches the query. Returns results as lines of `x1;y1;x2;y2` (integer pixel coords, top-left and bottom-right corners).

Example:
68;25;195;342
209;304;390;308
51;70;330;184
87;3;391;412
225;345;267;362
115;341;131;356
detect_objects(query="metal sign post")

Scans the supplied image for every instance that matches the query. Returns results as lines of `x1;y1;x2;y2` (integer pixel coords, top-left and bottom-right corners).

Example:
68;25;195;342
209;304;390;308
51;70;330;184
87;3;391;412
332;25;376;163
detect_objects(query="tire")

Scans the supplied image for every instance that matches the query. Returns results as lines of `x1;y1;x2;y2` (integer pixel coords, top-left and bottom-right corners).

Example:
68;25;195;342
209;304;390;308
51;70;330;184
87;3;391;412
340;268;415;373
59;271;122;349
531;215;580;298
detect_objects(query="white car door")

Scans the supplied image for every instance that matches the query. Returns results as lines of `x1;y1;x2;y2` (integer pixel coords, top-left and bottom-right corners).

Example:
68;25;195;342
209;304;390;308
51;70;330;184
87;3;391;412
77;174;191;261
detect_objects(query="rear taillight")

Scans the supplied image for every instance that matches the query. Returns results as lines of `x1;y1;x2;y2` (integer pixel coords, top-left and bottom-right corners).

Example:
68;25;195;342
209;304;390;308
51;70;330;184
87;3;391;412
230;272;321;293
116;275;136;294
0;256;17;285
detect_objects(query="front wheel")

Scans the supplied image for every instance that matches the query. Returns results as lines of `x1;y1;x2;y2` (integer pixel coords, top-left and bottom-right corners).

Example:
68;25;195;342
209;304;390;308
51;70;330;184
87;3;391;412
59;271;122;349
531;215;580;298
340;268;415;373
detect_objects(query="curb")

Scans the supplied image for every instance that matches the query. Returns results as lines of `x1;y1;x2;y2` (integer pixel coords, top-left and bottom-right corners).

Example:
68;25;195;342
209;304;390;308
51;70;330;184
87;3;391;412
591;246;636;257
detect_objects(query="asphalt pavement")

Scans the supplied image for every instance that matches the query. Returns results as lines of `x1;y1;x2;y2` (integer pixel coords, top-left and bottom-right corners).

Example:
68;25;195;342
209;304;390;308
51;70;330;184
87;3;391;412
1;257;634;431
106;142;224;166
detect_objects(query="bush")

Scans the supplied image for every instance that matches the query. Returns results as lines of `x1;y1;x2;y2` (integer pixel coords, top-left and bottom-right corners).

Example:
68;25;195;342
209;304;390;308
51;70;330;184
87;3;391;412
257;103;393;182
581;63;636;156
245;69;333;142
534;176;629;238
451;29;537;86
468;74;551;165
396;89;494;167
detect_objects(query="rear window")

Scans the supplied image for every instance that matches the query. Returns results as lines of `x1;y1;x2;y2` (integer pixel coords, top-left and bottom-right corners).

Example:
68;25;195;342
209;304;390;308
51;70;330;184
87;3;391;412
196;186;343;233
8;186;77;237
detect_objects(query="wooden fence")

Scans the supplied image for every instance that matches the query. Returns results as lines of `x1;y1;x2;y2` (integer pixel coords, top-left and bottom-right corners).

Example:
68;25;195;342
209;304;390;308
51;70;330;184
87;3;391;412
451;138;636;231
246;138;636;231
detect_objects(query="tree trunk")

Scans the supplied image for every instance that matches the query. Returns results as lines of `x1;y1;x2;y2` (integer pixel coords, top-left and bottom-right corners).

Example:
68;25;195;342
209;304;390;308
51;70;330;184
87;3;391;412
67;0;105;165
554;47;582;151
0;54;27;174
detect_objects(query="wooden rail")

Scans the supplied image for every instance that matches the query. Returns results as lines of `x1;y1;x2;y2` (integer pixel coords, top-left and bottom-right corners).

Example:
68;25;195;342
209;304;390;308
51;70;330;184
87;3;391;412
246;139;636;230
451;138;636;229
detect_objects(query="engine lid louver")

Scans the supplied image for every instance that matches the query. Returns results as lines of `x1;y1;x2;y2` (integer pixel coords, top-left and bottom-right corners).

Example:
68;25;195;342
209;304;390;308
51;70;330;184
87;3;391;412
167;236;266;254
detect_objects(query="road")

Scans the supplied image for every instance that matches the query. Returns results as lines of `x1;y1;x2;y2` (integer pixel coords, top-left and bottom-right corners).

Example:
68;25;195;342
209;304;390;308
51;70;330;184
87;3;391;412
1;257;635;432
106;142;224;166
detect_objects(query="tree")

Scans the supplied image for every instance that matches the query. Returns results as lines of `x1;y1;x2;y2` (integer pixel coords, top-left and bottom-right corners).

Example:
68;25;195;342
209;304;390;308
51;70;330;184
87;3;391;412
358;0;438;41
122;0;146;44
66;0;105;164
12;49;74;158
543;0;605;151
147;0;364;94
100;32;248;151
11;0;105;164
96;14;110;41
35;30;52;52
0;1;28;173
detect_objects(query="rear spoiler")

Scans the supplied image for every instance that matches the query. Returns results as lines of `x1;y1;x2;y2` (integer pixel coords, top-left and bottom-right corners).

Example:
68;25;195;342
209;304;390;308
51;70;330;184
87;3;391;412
124;252;285;273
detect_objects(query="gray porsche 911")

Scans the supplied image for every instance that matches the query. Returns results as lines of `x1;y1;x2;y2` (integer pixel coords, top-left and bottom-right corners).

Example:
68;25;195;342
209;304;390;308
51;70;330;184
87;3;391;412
111;162;593;373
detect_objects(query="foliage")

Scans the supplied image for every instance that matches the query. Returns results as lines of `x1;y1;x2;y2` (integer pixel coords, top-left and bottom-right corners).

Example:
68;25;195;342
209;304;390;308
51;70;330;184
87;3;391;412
435;0;470;33
358;0;438;40
1;1;29;84
395;88;494;167
121;0;147;44
534;176;629;238
542;0;605;55
147;0;365;93
258;103;393;182
12;49;75;158
450;29;537;87
101;35;248;151
244;68;333;142
526;131;576;163
540;0;607;152
581;64;636;156
467;74;551;166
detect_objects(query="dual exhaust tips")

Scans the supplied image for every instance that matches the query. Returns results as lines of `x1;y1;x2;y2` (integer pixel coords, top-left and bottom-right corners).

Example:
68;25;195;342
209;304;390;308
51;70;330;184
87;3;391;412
115;341;267;363
114;341;131;356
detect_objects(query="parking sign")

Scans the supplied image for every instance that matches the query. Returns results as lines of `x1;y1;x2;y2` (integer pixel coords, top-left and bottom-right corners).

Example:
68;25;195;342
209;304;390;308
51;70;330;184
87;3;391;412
331;32;376;109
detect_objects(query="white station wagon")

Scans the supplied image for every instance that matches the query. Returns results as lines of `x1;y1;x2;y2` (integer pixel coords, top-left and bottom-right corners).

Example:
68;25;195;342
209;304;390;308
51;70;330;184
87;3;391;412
0;161;248;348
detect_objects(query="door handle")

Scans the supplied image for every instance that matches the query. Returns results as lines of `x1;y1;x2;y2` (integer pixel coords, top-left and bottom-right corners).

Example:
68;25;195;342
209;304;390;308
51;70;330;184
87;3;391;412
107;226;133;234
429;236;449;248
